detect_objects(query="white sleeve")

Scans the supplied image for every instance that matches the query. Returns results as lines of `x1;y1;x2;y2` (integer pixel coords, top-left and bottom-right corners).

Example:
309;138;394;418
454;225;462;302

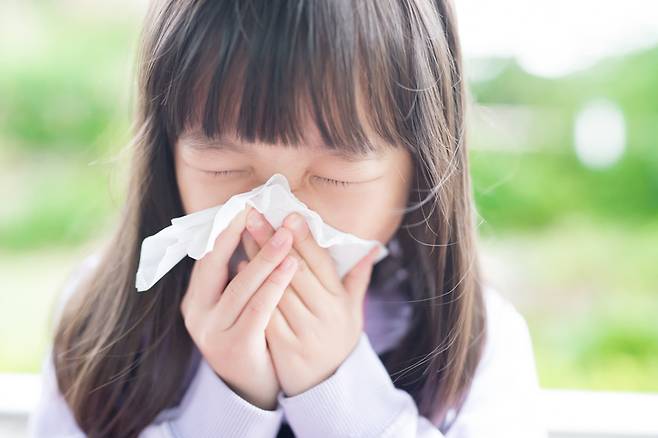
277;330;447;437
26;350;87;438
27;347;284;438
444;287;548;438
26;320;186;438
277;287;548;437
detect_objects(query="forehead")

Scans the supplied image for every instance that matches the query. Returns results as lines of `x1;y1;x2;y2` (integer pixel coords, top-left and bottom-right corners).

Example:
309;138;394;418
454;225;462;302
178;119;390;163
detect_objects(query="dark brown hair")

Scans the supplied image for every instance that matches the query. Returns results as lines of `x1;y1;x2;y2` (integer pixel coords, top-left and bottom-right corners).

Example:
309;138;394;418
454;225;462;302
53;0;486;435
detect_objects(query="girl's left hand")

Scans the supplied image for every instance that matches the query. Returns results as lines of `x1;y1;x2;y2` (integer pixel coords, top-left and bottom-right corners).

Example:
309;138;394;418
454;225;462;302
238;209;380;397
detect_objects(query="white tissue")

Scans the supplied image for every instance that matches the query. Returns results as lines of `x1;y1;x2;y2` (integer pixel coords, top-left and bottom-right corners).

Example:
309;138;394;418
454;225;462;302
135;173;389;292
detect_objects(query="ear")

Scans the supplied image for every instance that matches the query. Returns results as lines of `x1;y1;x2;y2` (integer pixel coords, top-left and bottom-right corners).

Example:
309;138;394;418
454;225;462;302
343;246;380;304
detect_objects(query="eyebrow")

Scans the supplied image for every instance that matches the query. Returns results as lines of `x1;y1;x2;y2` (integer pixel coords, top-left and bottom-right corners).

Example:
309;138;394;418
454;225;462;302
182;134;386;162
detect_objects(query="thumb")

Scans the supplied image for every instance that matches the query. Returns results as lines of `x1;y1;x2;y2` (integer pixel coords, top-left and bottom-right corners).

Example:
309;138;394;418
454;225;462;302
343;245;380;302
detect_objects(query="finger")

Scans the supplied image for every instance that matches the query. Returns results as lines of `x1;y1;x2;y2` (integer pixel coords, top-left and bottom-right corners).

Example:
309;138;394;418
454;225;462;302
215;227;293;329
241;229;260;261
284;256;328;318
245;208;276;240
283;212;344;295
277;287;317;336
343;245;380;304
265;307;297;347
234;255;298;333
246;211;326;317
187;206;252;311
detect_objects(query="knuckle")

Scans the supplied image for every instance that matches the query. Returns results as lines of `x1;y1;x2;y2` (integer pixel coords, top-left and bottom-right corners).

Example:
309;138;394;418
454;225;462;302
224;279;242;299
298;227;312;244
266;318;290;345
197;328;214;353
279;288;292;305
246;298;267;316
266;326;285;348
267;268;290;287
264;319;277;338
179;295;188;315
180;301;195;331
291;345;311;363
295;257;308;273
258;246;281;264
182;314;194;333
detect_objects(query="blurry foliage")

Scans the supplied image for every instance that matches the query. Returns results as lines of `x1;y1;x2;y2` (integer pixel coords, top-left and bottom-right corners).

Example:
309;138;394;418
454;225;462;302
469;49;658;231
533;297;658;391
471;148;658;230
0;157;119;250
0;3;138;155
471;47;658;112
0;3;135;251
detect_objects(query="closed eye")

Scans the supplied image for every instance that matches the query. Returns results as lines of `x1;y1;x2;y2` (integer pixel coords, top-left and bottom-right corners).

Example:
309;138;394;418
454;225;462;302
314;176;353;187
204;170;354;187
203;169;242;177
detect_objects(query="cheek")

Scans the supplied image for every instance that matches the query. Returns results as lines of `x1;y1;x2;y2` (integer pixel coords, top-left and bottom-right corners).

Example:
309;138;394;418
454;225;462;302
312;188;406;244
175;161;241;215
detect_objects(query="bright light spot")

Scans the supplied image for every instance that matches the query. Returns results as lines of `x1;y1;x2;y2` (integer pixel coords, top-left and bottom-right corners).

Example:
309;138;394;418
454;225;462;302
455;0;658;78
573;99;626;169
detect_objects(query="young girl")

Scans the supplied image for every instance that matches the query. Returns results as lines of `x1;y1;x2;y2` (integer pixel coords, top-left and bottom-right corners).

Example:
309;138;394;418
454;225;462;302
29;0;547;436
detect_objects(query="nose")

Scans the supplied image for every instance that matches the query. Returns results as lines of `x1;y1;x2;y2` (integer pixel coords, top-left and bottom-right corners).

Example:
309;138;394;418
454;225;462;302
260;172;317;212
259;171;302;195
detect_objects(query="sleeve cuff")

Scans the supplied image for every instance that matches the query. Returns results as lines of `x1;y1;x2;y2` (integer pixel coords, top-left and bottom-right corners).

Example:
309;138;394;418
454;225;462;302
277;332;415;437
172;357;283;437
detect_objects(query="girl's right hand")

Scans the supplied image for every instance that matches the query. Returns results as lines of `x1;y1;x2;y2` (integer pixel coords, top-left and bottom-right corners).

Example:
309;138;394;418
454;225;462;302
179;206;298;410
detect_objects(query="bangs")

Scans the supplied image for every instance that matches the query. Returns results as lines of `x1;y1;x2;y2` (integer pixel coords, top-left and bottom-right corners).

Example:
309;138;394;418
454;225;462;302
145;1;420;157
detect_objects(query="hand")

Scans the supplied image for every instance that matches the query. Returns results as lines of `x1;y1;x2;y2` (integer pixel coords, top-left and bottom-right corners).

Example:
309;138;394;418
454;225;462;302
180;206;299;410
238;209;380;396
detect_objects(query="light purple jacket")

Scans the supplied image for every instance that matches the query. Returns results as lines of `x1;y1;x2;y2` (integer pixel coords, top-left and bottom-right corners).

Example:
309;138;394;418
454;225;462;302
28;247;548;437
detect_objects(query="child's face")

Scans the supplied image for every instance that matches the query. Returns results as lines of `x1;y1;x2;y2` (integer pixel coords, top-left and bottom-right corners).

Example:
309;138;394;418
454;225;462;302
173;121;413;246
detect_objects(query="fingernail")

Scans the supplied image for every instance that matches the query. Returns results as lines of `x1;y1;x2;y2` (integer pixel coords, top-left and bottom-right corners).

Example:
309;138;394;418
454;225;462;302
247;210;263;230
270;228;289;248
287;213;304;230
281;255;297;271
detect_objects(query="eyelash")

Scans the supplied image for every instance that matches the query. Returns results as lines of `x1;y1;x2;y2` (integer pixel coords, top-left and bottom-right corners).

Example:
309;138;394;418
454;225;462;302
205;170;238;177
316;176;352;187
204;170;352;187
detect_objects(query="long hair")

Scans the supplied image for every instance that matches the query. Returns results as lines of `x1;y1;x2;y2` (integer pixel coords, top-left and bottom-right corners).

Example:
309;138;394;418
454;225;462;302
53;0;486;435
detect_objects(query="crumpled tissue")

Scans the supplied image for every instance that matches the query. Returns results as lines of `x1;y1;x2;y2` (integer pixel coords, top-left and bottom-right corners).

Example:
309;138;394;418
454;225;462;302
135;173;389;292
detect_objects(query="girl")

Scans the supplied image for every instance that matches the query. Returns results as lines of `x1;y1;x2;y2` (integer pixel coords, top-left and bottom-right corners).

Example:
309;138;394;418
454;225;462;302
29;0;547;437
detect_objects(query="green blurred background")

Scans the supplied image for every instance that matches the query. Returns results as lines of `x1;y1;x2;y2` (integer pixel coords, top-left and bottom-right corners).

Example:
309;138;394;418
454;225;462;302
1;2;656;392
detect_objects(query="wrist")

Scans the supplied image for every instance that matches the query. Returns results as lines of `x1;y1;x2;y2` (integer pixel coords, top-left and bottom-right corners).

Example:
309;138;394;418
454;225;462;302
215;371;279;411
